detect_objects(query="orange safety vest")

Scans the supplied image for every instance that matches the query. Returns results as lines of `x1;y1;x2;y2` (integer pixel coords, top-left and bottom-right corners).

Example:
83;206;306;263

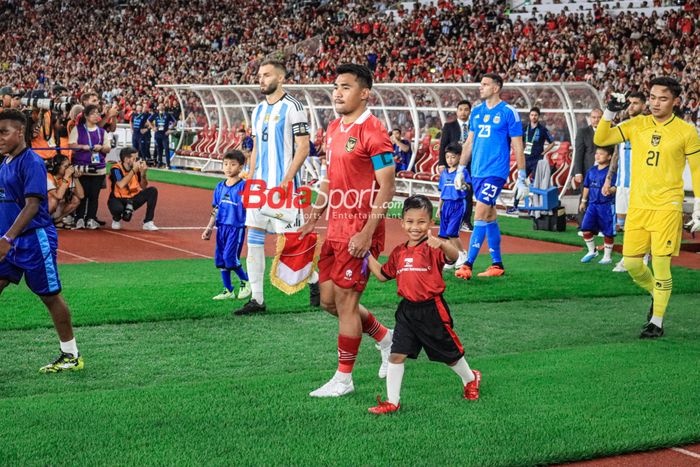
110;163;142;199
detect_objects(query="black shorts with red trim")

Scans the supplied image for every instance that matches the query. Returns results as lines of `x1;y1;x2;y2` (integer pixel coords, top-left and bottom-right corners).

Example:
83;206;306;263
391;295;464;364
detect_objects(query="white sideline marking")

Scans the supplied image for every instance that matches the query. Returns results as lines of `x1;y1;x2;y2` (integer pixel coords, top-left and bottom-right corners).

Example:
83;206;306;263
157;226;209;230
58;249;98;263
104;230;213;259
671;448;700;460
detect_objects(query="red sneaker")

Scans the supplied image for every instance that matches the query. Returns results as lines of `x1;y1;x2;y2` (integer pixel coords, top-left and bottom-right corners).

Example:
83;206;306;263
455;264;473;280
368;396;400;414
464;369;481;400
477;265;505;277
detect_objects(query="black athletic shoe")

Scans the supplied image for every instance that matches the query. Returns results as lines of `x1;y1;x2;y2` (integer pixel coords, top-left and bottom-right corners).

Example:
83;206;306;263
309;282;320;307
95;218;106;226
640;322;664;339
233;299;266;316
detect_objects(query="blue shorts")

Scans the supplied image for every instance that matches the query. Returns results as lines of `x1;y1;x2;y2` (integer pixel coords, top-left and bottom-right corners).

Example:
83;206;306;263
438;199;466;238
581;203;616;238
472;176;506;206
0;226;62;296
215;225;246;270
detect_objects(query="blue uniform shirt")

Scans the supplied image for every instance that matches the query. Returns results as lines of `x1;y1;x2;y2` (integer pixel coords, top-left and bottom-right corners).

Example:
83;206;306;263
584;165;614;205
469;101;523;179
213;179;246;227
149;112;175;133
392;139;412;171
522;123;553;159
0;148;53;236
439;167;469;200
132;112;149;130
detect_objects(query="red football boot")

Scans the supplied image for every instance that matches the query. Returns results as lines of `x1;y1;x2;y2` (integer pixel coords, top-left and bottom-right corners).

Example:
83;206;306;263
455;264;473;280
477;265;505;277
464;369;482;400
368;396;400;414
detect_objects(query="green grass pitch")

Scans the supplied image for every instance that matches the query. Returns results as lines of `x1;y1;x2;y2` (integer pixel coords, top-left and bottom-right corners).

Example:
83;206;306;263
1;251;699;465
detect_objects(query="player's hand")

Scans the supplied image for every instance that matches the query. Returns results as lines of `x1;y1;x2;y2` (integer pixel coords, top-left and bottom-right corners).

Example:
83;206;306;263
202;228;212;240
298;218;316;240
64;166;75;178
579;201;587;213
574;174;583;185
0;237;11;262
514;169;530;201
606;92;629;113
602;179;612;196
426;231;443;249
435;208;440;219
348;230;371;258
684;199;700;234
92;144;103;153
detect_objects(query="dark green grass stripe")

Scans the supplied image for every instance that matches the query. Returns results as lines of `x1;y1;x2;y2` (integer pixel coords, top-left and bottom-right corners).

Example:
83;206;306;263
1;253;698;332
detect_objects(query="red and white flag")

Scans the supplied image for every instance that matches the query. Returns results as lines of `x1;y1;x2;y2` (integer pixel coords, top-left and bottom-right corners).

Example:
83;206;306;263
270;232;319;295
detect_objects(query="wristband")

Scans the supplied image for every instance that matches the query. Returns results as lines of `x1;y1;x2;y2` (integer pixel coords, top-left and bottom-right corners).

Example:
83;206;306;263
1;234;14;246
581;199;588;203
458;164;466;172
603;109;617;121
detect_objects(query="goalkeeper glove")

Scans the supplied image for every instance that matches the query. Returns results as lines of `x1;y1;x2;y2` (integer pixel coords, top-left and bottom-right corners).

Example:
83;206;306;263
603;92;629;120
453;165;467;190
684;198;700;234
514;169;530;201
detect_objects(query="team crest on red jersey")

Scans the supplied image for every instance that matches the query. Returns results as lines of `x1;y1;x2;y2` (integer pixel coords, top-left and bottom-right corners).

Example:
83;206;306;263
345;137;357;152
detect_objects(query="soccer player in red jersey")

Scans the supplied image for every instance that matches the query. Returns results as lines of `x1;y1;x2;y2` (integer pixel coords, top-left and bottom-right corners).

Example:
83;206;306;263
367;195;481;414
299;64;396;397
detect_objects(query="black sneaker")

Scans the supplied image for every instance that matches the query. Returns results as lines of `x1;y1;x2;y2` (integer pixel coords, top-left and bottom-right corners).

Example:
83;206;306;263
640;322;664;339
233;299;266;316
309;282;320;307
95;218;106;226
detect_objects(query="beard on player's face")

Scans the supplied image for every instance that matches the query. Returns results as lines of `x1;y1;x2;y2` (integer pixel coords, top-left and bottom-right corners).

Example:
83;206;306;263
260;80;279;95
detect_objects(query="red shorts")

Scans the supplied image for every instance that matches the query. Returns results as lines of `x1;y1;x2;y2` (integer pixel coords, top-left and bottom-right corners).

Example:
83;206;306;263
318;240;381;292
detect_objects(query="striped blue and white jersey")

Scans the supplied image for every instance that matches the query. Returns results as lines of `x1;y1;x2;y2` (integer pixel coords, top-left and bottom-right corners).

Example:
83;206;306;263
251;93;309;187
615;135;632;189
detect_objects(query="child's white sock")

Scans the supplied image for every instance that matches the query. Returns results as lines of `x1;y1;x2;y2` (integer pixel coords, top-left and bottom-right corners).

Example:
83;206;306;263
387;362;405;405
450;357;475;386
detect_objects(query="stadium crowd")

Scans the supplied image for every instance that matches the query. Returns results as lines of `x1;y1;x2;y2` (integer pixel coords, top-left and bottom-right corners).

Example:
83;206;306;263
1;0;699;122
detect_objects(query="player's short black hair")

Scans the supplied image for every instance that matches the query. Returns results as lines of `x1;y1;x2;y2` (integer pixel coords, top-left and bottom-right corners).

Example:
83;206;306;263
457;99;471;109
391;128;401;133
336;63;373;90
628;91;646;102
595;145;615;156
259;59;287;75
224;150;245;165
119;146;138;162
482;73;504;90
649;77;682;98
530;106;541;115
445;142;462;156
0;109;27;127
402;195;433;217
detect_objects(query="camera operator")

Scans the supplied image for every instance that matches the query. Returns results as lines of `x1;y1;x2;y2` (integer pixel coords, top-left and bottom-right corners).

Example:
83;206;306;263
81;92;119;131
47;154;84;228
69;104;110;230
108;147;159;231
0;86;22;109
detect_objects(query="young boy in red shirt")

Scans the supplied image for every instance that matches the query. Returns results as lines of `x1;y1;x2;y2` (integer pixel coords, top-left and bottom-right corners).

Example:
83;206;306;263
367;195;481;414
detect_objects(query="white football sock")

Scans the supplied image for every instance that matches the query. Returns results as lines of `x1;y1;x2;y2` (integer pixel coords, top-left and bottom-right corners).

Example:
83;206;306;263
334;370;352;384
603;243;614;260
650;315;664;327
247;243;265;304
450;357;475;386
387;362;405;405
60;338;79;357
584;238;596;254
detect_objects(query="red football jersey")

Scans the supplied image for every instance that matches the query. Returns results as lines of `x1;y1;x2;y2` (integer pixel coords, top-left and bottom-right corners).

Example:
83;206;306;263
381;239;449;303
325;110;394;246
